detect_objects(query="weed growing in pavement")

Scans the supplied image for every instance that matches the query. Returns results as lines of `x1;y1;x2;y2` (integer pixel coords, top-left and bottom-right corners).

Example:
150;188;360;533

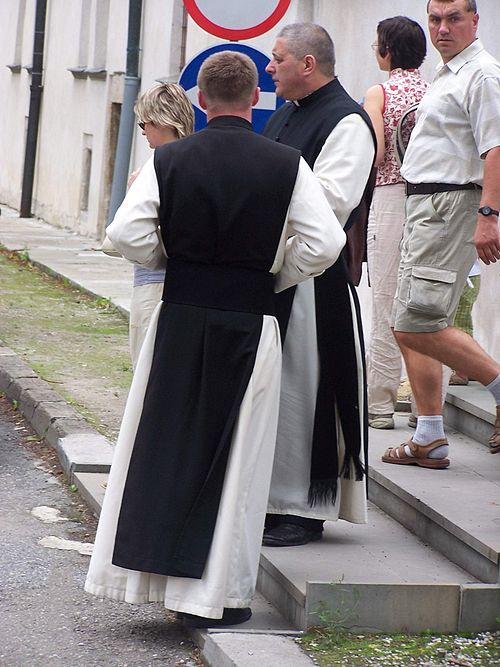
299;629;500;666
17;247;30;262
308;582;361;651
301;583;499;666
94;296;113;310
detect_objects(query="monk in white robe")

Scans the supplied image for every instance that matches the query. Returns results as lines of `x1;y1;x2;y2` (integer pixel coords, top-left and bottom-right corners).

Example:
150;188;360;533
85;51;346;627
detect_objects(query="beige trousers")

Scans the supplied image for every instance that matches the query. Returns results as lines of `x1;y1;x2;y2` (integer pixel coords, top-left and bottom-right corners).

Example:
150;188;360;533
129;282;164;369
366;184;405;416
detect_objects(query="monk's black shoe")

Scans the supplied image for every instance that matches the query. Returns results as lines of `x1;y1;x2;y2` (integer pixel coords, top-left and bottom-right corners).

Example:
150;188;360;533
180;607;252;628
262;522;323;547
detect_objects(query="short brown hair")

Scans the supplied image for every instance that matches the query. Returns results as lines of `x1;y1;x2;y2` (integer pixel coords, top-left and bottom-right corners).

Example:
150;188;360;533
277;23;335;78
134;83;194;138
197;51;258;109
426;0;477;12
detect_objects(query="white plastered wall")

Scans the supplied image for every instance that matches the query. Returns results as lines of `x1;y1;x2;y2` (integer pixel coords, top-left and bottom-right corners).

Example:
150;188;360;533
0;0;128;238
0;0;36;209
0;0;497;356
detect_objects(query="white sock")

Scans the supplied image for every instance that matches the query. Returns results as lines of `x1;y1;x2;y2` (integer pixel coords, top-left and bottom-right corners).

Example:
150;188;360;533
406;415;448;459
486;375;500;405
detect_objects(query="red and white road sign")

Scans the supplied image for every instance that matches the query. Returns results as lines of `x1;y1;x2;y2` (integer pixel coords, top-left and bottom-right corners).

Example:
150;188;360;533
183;0;291;40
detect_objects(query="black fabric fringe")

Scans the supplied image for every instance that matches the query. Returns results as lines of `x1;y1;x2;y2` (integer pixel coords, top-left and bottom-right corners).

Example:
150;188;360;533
340;452;366;481
275;254;367;509
308;477;339;507
308;455;366;507
307;255;366;505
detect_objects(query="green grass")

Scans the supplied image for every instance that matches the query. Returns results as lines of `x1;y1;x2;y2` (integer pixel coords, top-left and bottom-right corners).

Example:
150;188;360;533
299;629;500;666
0;247;132;439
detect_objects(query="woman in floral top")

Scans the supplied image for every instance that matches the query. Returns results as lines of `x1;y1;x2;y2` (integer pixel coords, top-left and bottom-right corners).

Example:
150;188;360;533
364;16;428;430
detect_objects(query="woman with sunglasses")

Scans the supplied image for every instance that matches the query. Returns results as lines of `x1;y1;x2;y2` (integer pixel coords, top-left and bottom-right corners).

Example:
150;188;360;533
128;83;194;368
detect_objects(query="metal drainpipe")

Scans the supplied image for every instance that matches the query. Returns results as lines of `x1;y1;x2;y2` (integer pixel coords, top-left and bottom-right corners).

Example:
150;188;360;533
180;4;188;70
107;0;143;225
20;0;47;218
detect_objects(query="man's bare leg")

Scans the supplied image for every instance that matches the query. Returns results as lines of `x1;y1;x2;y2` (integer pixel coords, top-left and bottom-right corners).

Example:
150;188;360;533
399;343;443;415
395;326;500;455
395;326;500;386
392;337;449;460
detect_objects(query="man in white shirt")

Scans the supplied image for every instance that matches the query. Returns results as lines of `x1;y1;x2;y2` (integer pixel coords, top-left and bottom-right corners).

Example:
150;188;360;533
383;0;500;468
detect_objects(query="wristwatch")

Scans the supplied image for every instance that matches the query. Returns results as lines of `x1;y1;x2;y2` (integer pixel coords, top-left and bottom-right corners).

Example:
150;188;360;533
478;206;499;217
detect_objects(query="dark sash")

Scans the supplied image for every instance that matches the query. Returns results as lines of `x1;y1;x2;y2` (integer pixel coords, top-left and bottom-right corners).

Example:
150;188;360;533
264;80;371;505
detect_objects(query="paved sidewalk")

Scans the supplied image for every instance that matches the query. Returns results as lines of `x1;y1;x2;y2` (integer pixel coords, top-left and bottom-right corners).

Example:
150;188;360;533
3;208;498;652
0;208;316;667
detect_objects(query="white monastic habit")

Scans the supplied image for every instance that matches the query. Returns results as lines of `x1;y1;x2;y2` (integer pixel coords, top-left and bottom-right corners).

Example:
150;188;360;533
85;116;345;619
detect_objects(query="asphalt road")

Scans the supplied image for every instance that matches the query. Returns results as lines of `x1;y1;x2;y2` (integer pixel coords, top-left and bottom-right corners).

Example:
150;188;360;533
0;396;201;667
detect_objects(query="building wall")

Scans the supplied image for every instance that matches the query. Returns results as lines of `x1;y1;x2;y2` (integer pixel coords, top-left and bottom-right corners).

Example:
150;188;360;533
0;0;35;209
0;0;498;355
2;0;499;237
0;0;128;237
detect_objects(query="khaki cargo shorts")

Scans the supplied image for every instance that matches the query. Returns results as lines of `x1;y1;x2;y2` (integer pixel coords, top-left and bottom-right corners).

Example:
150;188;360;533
392;189;481;333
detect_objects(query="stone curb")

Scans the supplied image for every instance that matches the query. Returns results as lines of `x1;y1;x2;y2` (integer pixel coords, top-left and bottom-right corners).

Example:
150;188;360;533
0;343;114;482
194;631;315;667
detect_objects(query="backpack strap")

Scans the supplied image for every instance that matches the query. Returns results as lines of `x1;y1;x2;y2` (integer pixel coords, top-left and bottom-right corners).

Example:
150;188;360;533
393;102;420;167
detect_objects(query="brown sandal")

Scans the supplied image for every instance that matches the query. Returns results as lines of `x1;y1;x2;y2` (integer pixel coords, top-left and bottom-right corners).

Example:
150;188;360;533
489;406;500;454
382;438;449;469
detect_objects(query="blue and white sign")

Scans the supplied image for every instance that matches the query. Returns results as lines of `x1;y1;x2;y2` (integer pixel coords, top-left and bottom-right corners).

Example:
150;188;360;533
179;43;284;134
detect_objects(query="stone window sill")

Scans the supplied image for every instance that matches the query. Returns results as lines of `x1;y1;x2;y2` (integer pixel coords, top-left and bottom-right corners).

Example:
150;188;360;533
68;67;107;80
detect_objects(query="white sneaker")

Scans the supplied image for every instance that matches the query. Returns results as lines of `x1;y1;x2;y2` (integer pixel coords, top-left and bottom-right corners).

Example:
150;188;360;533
368;414;395;430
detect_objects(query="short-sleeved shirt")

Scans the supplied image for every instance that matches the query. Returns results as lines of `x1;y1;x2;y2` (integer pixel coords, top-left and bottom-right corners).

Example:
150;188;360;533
401;39;500;185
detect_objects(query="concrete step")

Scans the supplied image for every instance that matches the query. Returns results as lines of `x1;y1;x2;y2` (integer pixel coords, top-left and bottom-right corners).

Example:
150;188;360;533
368;413;500;585
257;499;499;634
444;382;496;449
73;471;108;516
78;471;499;633
258;406;500;634
75;415;500;634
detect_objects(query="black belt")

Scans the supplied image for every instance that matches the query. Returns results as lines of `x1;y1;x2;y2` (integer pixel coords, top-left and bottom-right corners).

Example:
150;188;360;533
163;258;275;315
405;182;482;196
